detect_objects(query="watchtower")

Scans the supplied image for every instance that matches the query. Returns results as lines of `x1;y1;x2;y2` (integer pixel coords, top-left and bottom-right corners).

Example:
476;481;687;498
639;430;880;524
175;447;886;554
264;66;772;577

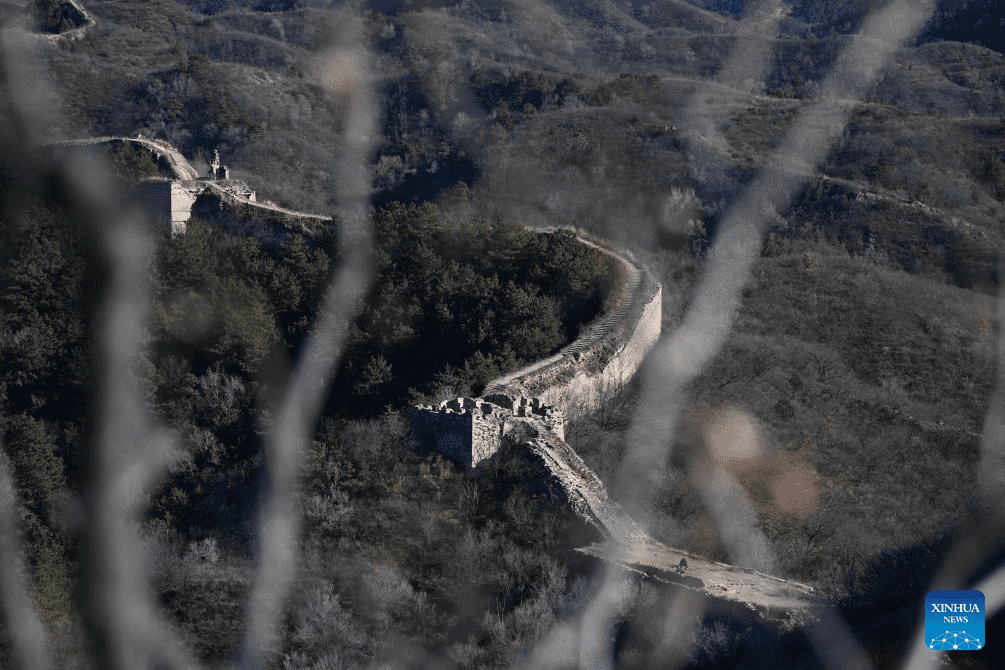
208;148;229;181
410;395;565;471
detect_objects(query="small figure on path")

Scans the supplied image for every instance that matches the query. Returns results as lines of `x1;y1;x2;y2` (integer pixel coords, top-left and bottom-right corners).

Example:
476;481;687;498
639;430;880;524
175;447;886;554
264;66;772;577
676;558;687;574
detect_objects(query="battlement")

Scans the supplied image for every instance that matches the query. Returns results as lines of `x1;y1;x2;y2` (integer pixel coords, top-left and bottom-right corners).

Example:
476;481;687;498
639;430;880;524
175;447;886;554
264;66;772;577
410;395;564;471
484;242;662;419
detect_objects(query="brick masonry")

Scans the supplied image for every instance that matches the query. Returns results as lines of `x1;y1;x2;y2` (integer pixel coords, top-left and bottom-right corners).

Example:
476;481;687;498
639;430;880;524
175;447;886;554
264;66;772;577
483;243;662;418
411;233;659;470
132;179;204;236
46;137;331;239
410;394;564;471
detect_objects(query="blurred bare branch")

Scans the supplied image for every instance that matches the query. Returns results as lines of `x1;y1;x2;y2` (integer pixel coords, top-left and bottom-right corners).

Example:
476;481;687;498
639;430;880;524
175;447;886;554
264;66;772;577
237;9;377;669
561;1;941;668
0;448;53;670
901;257;1005;670
1;13;200;670
81;203;195;670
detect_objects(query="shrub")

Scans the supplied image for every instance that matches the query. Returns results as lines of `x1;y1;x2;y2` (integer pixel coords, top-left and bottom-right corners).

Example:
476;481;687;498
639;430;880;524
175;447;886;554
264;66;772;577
207;277;278;374
285;579;370;668
2;415;64;521
20;512;71;624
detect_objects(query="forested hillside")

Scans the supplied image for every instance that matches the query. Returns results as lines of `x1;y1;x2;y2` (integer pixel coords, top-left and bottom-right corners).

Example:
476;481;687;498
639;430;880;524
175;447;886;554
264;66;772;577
1;0;1004;668
0;140;617;666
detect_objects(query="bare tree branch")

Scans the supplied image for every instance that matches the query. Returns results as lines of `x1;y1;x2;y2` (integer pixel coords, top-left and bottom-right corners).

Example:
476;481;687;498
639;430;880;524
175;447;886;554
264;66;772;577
236;9;377;668
0;449;53;670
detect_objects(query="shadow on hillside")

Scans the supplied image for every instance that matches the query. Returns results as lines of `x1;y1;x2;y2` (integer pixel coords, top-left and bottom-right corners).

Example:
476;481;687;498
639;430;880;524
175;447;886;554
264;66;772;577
190;192;297;246
835;517;1005;669
660;518;1005;669
777;180;1001;293
370;156;480;209
371;76;482;208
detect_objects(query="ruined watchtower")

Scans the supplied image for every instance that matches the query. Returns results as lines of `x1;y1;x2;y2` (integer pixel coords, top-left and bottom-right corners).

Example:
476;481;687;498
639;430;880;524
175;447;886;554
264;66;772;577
410;394;564;471
132;178;204;236
209;148;229;181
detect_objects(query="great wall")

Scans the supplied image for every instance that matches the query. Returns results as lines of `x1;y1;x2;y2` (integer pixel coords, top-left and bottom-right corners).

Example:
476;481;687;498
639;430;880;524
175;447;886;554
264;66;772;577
44;137;333;238
410;227;822;624
47;134;821;624
14;0;96;44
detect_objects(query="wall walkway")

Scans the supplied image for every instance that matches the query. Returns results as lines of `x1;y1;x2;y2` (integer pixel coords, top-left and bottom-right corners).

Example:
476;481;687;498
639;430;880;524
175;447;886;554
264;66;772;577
50;133;819;622
46;137;334;235
48;136;201;181
29;0;96;45
421;231;820;623
523;432;821;621
484;235;661;418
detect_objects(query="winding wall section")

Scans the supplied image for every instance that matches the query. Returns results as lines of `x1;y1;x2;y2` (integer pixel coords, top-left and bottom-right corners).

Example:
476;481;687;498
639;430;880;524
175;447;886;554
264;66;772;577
29;0;96;45
49;134;819;623
44;137;333;236
46;136;201;181
484;237;661;418
414;233;820;624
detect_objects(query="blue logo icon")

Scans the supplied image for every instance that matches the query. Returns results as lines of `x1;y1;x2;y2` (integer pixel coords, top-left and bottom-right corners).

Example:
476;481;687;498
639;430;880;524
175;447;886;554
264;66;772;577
925;590;984;650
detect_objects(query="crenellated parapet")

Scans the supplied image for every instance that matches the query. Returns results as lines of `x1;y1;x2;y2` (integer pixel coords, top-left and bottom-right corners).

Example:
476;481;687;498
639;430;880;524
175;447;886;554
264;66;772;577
410;231;655;469
481;234;662;418
44;137;331;239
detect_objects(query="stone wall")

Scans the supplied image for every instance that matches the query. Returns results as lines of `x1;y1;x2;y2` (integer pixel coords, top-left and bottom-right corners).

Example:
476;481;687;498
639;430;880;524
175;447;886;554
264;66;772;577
34;0;96;44
133;177;328;243
132;179;204;236
409;403;473;467
411;231;661;474
483;252;662;418
410;395;563;471
203;181;331;233
412;233;661;467
48;137;330;239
